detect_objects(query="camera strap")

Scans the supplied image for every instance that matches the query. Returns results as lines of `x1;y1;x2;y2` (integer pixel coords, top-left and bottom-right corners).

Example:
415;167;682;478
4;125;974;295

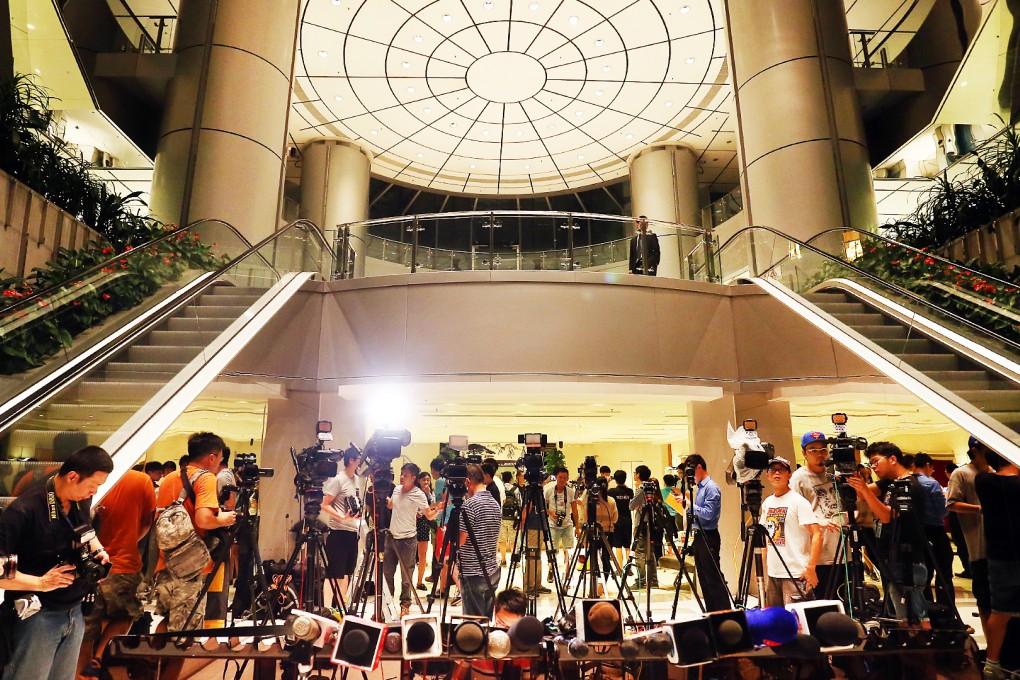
45;477;84;532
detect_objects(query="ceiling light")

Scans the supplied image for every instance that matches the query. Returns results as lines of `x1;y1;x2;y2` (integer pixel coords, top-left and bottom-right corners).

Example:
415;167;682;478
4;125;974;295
524;164;531;169
318;50;328;57
602;65;611;72
960;80;969;87
515;130;523;137
423;107;432;113
568;15;578;24
417;152;424;158
402;61;410;68
686;57;695;64
414;34;423;42
665;100;673;107
331;0;341;5
443;13;452;21
334;95;343;101
370;129;378;135
595;89;604;96
625;133;633;139
548;123;556;130
406;86;415;93
575;110;584;116
469;163;477;168
680;4;690;12
595;39;603;47
26;23;35;29
482;129;490;136
530;1;539;8
577;154;585;160
484;0;493;8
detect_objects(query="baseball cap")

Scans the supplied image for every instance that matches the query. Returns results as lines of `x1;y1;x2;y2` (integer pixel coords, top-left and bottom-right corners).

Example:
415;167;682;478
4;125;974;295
801;431;827;449
968;435;982;450
767;456;792;472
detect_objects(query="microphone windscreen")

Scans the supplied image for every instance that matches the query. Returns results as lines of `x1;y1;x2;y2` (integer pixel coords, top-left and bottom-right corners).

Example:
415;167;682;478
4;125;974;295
587;602;620;636
620;639;640;659
774;633;821;658
716;619;744;647
646;632;672;656
509;616;545;650
815;612;861;647
453;622;486;655
746;607;799;646
567;638;590;658
405;621;435;653
342;629;371;657
488;630;511;658
384;631;402;654
679;628;712;664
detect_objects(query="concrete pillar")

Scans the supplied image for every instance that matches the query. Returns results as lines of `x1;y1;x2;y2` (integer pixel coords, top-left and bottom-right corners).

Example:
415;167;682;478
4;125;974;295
299;140;372;278
149;0;300;243
628;145;700;279
724;0;878;242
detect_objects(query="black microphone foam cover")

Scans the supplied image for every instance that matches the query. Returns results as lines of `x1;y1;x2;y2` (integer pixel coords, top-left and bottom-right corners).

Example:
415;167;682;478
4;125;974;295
620;639;640;659
774;633;821;658
509;616;545;650
567;638;589;658
646;632;672;656
716;619;744;647
342;629;371;657
405;621;436;653
679;628;712;663
815;612;861;647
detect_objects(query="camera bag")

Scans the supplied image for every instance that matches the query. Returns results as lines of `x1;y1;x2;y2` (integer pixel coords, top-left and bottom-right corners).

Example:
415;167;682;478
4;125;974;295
154;470;211;580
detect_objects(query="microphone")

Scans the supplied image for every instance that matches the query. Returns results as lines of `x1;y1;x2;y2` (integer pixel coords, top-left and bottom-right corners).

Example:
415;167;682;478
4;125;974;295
745;607;799;646
508;616;545;651
814;612;862;648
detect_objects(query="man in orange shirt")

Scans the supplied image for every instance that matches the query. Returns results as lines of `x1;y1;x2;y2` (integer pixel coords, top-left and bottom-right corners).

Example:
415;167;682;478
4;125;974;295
77;468;156;677
153;433;235;635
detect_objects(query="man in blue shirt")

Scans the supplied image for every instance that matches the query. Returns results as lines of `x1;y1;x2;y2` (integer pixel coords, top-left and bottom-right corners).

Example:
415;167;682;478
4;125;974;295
912;452;955;607
681;454;731;611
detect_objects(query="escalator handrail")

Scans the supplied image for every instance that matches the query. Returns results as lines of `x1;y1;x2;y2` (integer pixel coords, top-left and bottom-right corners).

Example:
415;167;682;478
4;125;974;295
717;224;1020;358
0;218;331;433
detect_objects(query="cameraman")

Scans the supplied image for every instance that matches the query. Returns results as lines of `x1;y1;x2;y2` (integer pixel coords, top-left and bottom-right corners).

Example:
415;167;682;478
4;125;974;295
679;454;732;611
628;465;661;589
321;447;363;606
0;446;114;680
459;464;502;617
790;432;843;598
848;442;929;625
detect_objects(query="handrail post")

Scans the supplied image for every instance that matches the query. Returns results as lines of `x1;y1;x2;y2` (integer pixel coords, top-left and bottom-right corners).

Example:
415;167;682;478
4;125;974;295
410;216;420;274
567;213;575;271
704;230;717;283
488;211;495;271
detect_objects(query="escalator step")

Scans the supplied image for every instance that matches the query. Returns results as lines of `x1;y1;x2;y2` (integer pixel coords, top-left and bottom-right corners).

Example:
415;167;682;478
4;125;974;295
899;354;960;371
148;330;224;345
812;302;868;314
127;345;206;364
197;294;262;307
873;338;936;354
180;305;252;319
206;286;265;297
165;317;234;332
830;312;891;327
853;325;909;340
956;391;1020;412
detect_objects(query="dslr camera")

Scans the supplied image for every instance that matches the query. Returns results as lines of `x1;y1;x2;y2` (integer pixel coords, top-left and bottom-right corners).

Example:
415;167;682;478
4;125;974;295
65;525;110;589
555;511;567;527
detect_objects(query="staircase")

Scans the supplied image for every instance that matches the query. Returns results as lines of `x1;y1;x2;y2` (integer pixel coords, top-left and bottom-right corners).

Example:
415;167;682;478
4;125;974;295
0;284;264;501
804;290;1020;433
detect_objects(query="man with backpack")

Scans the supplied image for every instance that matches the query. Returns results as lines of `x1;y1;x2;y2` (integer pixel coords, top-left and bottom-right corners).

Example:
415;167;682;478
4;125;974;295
152;433;235;652
499;471;522;567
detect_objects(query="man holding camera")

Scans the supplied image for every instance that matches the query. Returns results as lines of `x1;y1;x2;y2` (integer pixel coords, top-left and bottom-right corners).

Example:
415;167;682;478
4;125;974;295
459;464;502;617
848;442;930;625
0;446;114;680
386;463;440;617
790;431;844;598
544;467;578;581
628;465;661;589
321;447;363;607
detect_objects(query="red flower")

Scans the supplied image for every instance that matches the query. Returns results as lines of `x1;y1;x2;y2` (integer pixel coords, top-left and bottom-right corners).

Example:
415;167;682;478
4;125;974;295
891;260;900;265
924;257;935;265
101;247;113;255
868;247;877;253
947;265;955;270
37;300;48;307
125;245;133;252
72;300;81;307
101;293;111;301
163;258;171;264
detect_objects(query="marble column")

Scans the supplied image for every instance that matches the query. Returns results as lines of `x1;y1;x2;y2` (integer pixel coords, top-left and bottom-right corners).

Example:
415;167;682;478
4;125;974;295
629;145;700;278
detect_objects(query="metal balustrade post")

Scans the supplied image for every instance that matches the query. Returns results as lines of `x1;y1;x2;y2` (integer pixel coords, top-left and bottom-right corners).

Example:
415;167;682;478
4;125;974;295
567;213;575;271
410;216;419;273
488;211;495;271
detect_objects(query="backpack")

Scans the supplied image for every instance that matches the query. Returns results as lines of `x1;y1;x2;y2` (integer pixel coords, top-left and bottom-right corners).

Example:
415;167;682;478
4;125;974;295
502;486;521;521
154;470;211;580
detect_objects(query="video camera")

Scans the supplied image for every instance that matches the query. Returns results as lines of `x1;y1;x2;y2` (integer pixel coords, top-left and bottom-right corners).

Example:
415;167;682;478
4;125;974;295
728;420;770;485
823;413;868;511
517;433;548;485
235;452;274;487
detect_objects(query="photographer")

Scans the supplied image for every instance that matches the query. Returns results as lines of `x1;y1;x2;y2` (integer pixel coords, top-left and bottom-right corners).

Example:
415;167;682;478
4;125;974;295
321;447;363;606
679;454;732;611
498;471;521;568
459;464;502;617
608;470;634;567
544;467;578;582
628;465;662;589
848;442;929;625
385;463;440;617
0;446;114;680
790;431;843;597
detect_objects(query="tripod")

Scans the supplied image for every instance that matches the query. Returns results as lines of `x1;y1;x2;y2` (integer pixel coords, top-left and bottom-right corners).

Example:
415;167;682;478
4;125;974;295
505;477;568;616
819;479;882;620
561;489;643;624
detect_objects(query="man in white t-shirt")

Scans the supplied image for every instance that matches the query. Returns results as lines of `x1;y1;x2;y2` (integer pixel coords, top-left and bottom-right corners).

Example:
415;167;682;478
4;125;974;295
321;448;364;607
760;456;822;606
789;431;843;597
386;462;441;616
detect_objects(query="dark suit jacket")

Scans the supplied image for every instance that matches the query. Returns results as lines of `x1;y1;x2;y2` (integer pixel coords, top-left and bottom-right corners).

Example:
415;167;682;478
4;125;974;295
629;231;660;274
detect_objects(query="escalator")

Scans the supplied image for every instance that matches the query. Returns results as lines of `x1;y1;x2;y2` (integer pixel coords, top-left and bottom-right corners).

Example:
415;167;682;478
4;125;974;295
719;226;1020;460
0;219;334;505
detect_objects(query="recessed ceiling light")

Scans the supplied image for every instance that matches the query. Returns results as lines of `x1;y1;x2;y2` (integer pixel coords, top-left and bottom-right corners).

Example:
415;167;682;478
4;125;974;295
402;61;410;68
602;65;611;72
548;123;556;130
443;13;452;21
686;57;695;64
414;34;423;42
318;50;328;57
424;107;432;113
680;5;690;12
960;80;969;87
334;95;343;101
568;15;578;24
665;100;673;107
484;0;493;8
515;130;523;137
407;86;416;94
575;110;584;116
529;1;539;9
595;89;604;96
331;0;341;5
26;23;35;29
417;152;424;158
625;133;633;139
594;39;603;47
482;129;490;136
577;154;585;160
370;129;378;135
469;163;477;169
524;164;531;170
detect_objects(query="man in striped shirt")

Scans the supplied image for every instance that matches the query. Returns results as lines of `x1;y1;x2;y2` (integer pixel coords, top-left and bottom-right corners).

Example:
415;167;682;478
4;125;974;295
459;464;502;618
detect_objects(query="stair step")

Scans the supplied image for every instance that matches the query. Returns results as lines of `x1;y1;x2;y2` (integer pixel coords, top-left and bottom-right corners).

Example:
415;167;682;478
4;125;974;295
103;362;186;379
206;286;266;297
148;329;223;345
179;305;250;319
984;412;1020;432
803;292;850;304
854;325;909;340
830;312;890;327
127;345;205;364
813;301;868;314
874;338;937;354
165;317;234;332
957;390;1020;412
198;294;261;308
69;380;165;401
900;353;960;372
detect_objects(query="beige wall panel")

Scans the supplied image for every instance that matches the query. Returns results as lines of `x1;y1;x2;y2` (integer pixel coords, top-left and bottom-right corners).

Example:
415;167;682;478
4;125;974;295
816;0;855;60
201;46;290;154
149;136;191;227
317;285;411;380
742;143;846;239
225;290;322;380
841;141;880;229
738;60;832;165
653;289;739;382
212;0;300;76
173;0;213;51
727;0;819;87
157;48;203;136
40;204;57;249
827;60;868;142
734;393;795;460
187;132;285;240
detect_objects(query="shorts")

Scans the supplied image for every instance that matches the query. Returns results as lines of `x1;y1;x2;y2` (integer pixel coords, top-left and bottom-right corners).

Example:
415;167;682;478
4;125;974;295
154;570;205;631
765;576;810;608
325;529;360;578
83;572;143;641
610;523;632;549
550;525;575;550
971;558;991;612
499;519;518;549
988;558;1020;614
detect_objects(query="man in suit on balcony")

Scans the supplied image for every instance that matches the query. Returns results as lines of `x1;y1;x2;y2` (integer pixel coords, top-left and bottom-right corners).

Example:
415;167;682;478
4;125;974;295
628;216;660;276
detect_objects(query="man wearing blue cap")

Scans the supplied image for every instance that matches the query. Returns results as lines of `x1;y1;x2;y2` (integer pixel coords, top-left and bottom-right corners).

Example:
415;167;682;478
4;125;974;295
790;431;843;598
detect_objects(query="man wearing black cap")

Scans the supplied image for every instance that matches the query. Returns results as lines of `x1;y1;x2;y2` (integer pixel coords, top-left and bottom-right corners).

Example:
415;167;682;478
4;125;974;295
760;456;822;606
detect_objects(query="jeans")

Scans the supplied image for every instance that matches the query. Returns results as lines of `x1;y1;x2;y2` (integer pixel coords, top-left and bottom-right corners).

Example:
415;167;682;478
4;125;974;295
890;562;929;622
3;604;84;680
383;536;418;605
461;570;499;618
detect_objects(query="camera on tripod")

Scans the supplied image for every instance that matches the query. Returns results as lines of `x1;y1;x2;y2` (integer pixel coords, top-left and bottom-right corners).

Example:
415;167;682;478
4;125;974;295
517;433;548;485
888;477;915;514
235;452;274;487
824;414;868;511
64;525;110;589
728;419;770;486
0;553;17;580
641;478;661;503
